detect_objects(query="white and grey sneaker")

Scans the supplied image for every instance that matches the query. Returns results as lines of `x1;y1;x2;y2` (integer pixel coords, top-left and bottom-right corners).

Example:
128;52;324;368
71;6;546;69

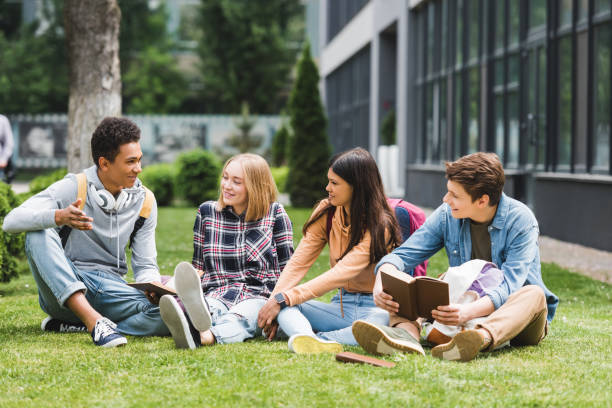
41;316;87;333
174;261;212;332
160;295;201;350
91;317;127;348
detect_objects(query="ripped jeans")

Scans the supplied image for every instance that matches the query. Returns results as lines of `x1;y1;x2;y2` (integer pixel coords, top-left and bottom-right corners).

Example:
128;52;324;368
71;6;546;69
205;297;265;344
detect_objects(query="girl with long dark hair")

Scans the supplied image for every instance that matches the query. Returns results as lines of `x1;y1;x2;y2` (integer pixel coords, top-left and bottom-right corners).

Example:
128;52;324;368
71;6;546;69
257;147;401;352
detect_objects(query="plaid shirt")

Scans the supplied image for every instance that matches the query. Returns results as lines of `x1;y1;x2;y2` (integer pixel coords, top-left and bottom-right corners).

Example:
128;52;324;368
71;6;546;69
192;201;293;308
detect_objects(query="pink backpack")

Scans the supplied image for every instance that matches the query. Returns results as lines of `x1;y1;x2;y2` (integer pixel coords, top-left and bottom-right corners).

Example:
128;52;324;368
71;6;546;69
386;198;428;277
325;198;428;277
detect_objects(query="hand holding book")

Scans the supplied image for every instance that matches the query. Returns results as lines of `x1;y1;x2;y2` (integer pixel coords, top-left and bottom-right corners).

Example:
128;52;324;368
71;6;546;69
379;266;449;320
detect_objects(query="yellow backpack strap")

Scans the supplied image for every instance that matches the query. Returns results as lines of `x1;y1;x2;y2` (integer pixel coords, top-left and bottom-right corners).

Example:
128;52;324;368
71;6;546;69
130;187;154;248
139;187;154;218
60;172;87;248
76;173;87;210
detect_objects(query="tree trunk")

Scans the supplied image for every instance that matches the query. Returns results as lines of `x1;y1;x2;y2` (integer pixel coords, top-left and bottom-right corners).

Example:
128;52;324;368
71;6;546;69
64;0;121;173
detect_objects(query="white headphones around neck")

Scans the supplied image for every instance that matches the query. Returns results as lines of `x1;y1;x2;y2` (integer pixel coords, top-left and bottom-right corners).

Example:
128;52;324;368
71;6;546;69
89;183;134;212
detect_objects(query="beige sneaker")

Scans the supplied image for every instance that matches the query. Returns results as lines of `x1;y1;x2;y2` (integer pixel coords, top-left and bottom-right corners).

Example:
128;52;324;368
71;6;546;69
352;320;425;356
288;334;343;354
431;329;489;362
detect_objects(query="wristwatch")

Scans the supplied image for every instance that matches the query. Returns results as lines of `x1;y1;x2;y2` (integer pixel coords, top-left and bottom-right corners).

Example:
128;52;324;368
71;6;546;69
274;293;288;309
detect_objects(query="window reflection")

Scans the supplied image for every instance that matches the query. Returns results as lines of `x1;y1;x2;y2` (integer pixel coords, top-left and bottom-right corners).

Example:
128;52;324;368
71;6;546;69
592;24;611;170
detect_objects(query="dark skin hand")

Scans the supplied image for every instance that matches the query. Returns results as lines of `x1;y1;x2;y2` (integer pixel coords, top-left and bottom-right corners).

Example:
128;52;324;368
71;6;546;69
54;198;93;230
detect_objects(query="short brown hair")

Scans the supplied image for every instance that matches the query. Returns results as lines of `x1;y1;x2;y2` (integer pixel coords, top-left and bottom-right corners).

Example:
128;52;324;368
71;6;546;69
217;153;278;221
445;152;505;206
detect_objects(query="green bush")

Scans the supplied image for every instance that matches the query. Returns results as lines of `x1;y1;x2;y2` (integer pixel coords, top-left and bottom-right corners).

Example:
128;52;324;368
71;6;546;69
270;166;289;193
0;182;25;282
29;168;68;196
139;163;176;206
176;149;222;206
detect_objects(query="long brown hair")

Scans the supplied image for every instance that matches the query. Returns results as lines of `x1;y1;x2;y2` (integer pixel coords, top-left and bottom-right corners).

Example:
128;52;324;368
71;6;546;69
303;148;401;263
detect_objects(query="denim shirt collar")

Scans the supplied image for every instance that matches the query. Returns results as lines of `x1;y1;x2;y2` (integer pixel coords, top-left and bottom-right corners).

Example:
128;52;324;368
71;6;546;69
490;193;510;230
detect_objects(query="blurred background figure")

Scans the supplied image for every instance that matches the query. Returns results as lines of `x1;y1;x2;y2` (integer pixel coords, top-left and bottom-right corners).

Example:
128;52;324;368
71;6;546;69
0;114;15;184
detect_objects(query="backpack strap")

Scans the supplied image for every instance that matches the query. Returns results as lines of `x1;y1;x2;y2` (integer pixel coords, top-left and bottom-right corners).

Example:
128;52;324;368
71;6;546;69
59;173;88;248
129;187;154;248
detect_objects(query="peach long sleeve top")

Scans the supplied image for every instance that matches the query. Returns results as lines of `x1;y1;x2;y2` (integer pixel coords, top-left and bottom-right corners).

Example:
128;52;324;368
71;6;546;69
272;200;379;306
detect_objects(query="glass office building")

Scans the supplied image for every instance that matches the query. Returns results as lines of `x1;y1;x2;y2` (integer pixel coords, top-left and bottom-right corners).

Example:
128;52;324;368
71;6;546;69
317;0;612;250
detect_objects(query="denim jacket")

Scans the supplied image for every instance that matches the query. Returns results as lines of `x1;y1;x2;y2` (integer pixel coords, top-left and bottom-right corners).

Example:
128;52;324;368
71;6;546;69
376;193;558;322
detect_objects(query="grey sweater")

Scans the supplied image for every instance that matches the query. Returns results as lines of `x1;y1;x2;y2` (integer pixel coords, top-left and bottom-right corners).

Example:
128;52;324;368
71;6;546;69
3;165;160;282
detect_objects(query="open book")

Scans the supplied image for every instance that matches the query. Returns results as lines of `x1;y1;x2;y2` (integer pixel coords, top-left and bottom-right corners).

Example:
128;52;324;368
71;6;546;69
380;268;449;320
127;281;176;297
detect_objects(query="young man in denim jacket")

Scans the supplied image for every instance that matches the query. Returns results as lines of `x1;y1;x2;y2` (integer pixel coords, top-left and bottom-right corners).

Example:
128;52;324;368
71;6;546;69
352;152;558;362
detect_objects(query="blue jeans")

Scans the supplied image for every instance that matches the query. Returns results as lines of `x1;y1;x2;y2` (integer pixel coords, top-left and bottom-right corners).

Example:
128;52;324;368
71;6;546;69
25;229;169;336
206;297;265;344
277;290;389;345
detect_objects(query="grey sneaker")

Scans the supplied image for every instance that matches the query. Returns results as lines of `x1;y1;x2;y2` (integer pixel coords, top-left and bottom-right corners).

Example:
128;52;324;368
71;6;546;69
174;261;212;332
160;295;201;350
352;320;424;356
288;334;343;354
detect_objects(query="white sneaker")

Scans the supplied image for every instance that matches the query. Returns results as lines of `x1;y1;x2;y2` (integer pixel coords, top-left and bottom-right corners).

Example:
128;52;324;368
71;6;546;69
288;334;343;354
174;262;212;332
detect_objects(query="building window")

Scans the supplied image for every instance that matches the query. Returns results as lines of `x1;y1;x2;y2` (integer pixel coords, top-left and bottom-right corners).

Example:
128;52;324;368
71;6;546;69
326;45;371;153
557;36;573;168
592;24;611;171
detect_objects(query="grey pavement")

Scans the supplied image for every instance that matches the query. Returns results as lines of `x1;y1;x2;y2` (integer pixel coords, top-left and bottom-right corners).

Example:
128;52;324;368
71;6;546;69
6;183;610;283
10;181;29;194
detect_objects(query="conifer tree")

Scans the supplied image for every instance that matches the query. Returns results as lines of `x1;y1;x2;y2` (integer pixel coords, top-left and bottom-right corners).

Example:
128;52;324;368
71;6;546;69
287;43;331;207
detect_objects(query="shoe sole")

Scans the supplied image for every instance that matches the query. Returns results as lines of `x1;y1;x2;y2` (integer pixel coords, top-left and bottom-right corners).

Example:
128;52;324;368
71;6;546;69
431;330;483;362
288;335;343;354
352;320;424;356
160;295;196;350
99;336;128;348
175;262;212;332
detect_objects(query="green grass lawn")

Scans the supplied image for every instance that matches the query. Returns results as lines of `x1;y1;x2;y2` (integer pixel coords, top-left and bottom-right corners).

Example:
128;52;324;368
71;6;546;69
0;207;610;407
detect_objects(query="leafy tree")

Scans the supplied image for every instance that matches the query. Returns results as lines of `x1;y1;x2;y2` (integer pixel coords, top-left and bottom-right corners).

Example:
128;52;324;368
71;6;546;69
0;0;187;115
287;43;331;207
380;109;396;145
197;0;303;114
123;46;188;114
0;4;69;114
119;0;187;113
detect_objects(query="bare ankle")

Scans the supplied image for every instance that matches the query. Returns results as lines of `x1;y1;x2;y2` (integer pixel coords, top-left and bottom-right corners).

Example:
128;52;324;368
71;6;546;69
200;330;216;345
477;328;492;349
396;322;420;341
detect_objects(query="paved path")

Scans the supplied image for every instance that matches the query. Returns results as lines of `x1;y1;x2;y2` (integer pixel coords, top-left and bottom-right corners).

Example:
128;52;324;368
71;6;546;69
539;236;612;283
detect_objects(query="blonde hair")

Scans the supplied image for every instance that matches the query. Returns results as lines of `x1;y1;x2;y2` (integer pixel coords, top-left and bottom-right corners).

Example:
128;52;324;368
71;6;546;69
217;153;278;221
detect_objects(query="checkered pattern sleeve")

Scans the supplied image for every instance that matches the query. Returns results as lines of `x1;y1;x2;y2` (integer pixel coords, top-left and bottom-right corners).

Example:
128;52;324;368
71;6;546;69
192;206;206;272
272;203;294;271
